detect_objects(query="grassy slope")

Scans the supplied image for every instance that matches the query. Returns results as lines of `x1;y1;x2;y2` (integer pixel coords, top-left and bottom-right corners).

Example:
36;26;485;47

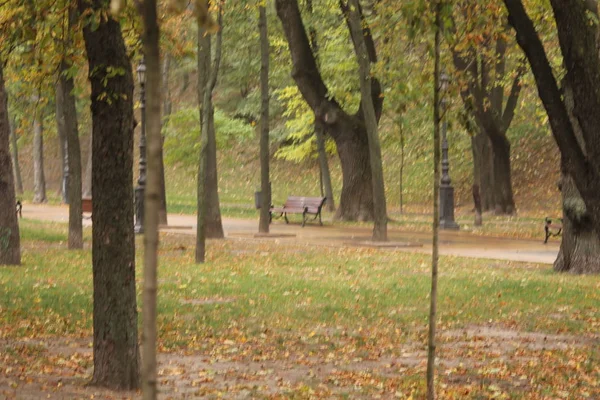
163;119;561;226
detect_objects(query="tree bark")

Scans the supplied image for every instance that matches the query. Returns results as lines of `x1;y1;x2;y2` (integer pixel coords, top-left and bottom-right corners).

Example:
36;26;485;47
57;56;83;249
275;0;383;221
78;0;139;389
138;0;161;397
196;31;209;263
335;127;375;221
307;0;335;213
346;0;387;241
55;86;69;204
427;5;442;398
0;61;21;265
82;132;92;198
205;100;224;238
158;54;171;226
554;172;600;274
258;5;271;234
205;8;224;239
471;131;494;211
397;120;405;213
9;117;23;195
552;78;600;274
196;5;223;262
452;24;522;215
490;134;515;214
32;105;47;204
315;123;335;212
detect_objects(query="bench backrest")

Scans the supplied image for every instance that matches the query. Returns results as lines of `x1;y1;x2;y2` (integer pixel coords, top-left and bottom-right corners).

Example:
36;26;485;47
284;196;326;210
82;197;93;213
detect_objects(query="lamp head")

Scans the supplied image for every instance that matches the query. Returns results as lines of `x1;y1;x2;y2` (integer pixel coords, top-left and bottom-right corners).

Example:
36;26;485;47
440;72;450;92
136;57;146;85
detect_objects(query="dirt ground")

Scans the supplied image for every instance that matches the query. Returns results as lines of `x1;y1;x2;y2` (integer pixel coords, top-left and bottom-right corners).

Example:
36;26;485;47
1;324;597;399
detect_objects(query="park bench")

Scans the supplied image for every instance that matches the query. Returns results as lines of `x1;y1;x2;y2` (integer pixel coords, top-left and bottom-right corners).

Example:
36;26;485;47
544;217;562;244
270;196;326;227
15;201;22;218
82;197;92;219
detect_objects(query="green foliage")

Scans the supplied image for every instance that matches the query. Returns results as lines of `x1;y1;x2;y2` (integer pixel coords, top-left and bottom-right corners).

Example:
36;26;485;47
163;107;255;166
273;86;313;161
273;86;337;162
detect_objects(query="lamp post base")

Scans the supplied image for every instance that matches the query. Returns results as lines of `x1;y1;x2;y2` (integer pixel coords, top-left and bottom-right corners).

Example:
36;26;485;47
439;184;459;231
440;219;460;230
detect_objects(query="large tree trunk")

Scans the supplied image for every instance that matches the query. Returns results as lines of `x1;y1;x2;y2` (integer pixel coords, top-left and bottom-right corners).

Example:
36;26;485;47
258;5;271;234
452;20;522;216
58;54;83;249
32;107;47;204
490;134;515;214
55;87;69;204
9;117;23;195
346;0;387;240
0;62;21;265
554;172;600;274
553;77;600;274
275;0;382;221
78;0;139;389
334;123;374;221
471;131;494;211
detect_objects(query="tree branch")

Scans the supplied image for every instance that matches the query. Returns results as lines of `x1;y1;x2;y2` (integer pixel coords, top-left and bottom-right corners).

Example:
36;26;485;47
452;49;485;120
549;0;600;163
339;0;383;122
275;0;332;113
503;0;592;200
339;0;377;63
501;60;526;132
479;48;490;111
206;1;223;93
491;34;507;113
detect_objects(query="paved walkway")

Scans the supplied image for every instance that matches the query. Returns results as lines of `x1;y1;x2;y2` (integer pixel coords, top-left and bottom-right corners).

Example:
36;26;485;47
22;204;560;264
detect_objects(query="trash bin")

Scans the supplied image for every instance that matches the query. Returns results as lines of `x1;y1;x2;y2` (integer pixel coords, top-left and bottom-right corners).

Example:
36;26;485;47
255;191;262;209
255;182;271;209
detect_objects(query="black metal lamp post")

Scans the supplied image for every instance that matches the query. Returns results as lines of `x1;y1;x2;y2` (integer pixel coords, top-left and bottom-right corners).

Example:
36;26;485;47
439;73;460;230
134;58;147;234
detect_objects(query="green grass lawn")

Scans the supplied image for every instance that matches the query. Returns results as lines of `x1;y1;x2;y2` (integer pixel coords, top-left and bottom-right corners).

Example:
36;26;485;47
0;220;597;398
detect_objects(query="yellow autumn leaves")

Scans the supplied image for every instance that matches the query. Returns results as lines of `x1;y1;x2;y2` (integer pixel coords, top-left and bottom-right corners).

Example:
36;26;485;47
110;0;219;33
